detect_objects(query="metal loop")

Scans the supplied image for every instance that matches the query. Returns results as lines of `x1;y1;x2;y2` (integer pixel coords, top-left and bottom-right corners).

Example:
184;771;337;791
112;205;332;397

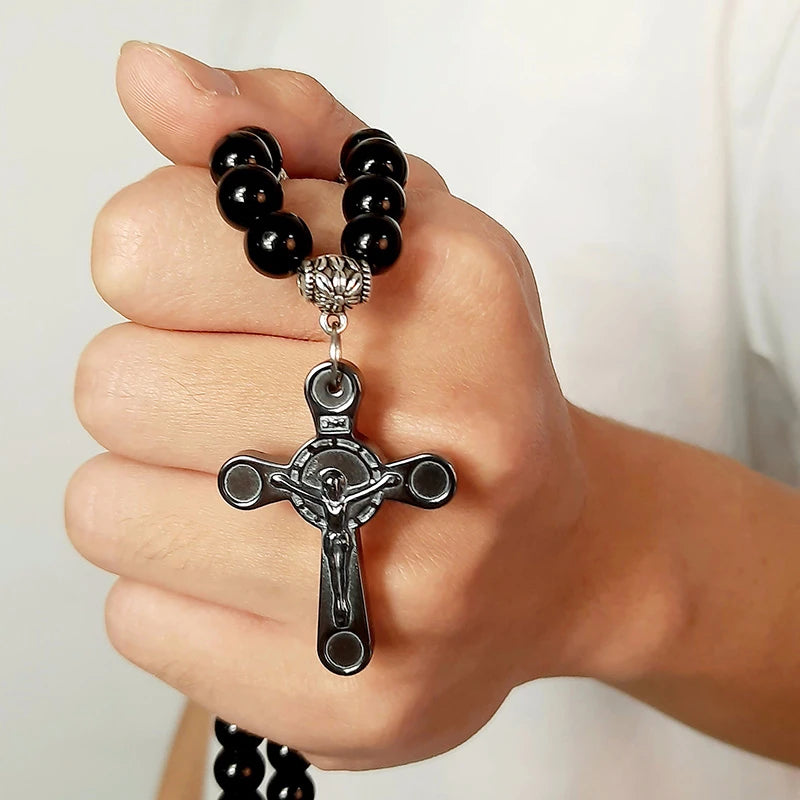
320;312;347;391
319;312;348;336
329;326;342;390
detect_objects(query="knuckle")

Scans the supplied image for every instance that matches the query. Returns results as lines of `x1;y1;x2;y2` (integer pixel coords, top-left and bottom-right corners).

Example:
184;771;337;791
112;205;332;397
91;166;201;316
91;180;151;308
64;454;108;561
404;208;525;317
104;580;202;696
407;155;449;192
280;70;343;125
461;402;538;490
352;693;410;754
413;572;474;637
104;578;141;660
305;753;343;771
74;323;138;445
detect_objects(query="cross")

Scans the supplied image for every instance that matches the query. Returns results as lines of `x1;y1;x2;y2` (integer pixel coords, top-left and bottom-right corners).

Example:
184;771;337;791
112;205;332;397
217;361;457;676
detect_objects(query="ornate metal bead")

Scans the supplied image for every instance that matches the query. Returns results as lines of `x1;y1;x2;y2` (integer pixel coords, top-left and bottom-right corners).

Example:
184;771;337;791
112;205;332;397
297;255;372;314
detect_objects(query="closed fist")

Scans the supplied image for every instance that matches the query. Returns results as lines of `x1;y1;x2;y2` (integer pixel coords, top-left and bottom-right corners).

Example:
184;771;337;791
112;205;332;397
66;42;597;770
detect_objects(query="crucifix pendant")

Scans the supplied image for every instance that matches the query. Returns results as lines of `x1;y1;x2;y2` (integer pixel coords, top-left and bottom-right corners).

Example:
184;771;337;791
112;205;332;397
218;361;457;676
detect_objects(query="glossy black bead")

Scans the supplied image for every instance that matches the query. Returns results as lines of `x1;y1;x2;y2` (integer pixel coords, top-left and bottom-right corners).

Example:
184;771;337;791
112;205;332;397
266;742;310;773
214;748;266;792
215;718;265;750
342;174;405;222
339;127;395;172
266;772;315;800
246;212;313;277
219;794;265;800
241;126;284;177
341;213;402;273
217;165;284;230
210;130;276;184
342;137;408;186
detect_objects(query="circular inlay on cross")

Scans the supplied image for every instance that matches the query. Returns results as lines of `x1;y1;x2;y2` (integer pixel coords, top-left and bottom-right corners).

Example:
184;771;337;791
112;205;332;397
223;463;263;506
324;630;367;674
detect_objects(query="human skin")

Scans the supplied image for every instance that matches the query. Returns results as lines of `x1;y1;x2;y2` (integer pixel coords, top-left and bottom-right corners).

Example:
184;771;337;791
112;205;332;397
65;42;800;770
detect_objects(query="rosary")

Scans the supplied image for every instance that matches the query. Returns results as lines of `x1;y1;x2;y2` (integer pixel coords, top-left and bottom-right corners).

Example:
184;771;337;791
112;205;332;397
207;126;457;798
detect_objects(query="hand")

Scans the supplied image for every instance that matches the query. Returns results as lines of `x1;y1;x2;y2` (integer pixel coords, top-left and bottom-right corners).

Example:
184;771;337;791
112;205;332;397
65;43;654;770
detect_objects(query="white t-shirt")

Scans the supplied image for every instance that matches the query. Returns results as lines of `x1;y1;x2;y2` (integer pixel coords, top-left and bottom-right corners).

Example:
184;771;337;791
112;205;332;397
202;0;800;797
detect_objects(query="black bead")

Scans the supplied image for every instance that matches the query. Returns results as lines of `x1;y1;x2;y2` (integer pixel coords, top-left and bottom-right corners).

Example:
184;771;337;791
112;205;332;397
219;795;264;800
241;126;284;177
214;718;265;750
341;213;402;273
266;742;310;773
342;137;408;186
214;748;266;792
217;165;284;230
246;212;313;277
219;794;265;800
339;127;395;172
266;773;315;800
342;174;405;222
210;130;277;184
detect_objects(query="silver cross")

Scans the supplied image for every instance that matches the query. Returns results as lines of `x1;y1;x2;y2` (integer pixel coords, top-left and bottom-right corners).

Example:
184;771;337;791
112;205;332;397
218;361;457;676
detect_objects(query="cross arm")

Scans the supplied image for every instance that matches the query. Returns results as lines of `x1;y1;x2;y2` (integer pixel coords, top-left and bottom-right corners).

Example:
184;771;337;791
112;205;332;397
382;453;457;509
218;450;291;510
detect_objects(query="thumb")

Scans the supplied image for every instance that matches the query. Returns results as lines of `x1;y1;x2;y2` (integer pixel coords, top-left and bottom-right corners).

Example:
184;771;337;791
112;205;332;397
116;41;445;188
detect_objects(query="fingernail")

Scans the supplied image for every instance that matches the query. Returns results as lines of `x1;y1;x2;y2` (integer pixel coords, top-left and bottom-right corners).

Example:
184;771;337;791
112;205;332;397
121;40;239;96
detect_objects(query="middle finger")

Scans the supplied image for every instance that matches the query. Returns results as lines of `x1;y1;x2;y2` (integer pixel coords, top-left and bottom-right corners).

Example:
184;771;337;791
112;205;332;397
75;322;459;475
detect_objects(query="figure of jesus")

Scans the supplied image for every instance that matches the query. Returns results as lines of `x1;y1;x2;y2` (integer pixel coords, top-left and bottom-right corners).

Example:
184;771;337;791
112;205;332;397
270;467;401;626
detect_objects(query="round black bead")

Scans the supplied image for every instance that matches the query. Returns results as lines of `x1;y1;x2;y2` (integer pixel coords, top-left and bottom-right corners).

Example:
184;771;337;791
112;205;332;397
241;126;284;177
246;212;313;277
210;130;277;184
217;165;284;230
214;719;265;750
214;748;266;792
266;742;310;773
342;174;405;222
219;794;265;800
339;127;395;172
266;772;315;800
341;213;402;273
342;137;409;186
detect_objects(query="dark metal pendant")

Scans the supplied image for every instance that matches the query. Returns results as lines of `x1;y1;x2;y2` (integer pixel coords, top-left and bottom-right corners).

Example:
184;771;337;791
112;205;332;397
218;361;456;676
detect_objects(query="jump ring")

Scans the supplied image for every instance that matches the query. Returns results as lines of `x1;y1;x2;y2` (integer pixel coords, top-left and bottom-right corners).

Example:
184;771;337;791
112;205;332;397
319;312;348;336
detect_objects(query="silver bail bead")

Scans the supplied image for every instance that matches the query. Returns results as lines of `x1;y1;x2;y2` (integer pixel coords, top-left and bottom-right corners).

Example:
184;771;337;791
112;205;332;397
297;255;372;315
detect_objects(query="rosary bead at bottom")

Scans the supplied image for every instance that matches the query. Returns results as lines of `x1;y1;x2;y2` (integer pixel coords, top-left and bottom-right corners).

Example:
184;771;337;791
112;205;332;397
215;718;265;750
266;773;315;800
214;748;267;792
266;741;310;773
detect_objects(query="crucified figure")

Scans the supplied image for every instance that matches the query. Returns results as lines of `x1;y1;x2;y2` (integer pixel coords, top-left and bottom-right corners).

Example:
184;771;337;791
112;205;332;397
270;467;401;626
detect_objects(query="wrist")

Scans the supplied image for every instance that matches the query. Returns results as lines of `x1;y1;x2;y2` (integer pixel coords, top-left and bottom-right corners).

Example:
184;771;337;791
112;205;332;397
559;404;691;684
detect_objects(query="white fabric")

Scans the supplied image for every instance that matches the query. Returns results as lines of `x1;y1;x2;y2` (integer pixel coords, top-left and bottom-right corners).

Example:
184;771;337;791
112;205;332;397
203;0;800;797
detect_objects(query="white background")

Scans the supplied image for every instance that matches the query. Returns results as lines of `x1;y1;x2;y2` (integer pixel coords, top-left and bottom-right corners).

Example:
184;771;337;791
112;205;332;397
2;1;799;798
